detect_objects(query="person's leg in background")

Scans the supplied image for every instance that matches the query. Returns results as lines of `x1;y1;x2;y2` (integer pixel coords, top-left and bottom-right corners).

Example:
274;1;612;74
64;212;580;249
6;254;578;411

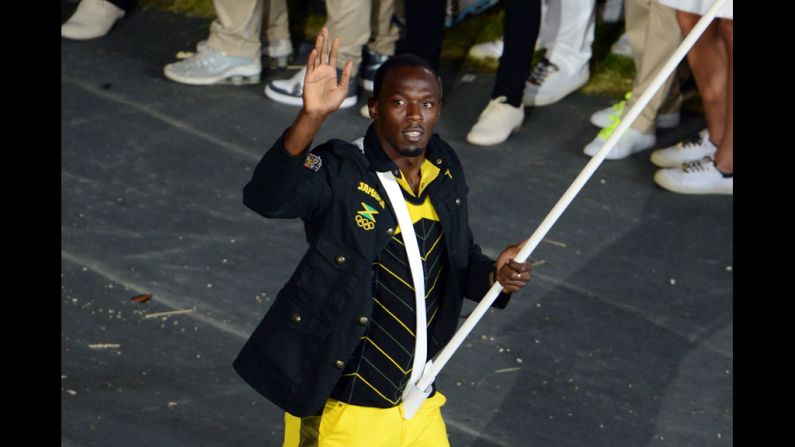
523;0;595;106
467;0;542;146
653;9;732;194
402;0;447;72
164;0;264;85
583;0;683;159
361;0;400;91
359;0;401;118
265;0;367;108
263;0;295;68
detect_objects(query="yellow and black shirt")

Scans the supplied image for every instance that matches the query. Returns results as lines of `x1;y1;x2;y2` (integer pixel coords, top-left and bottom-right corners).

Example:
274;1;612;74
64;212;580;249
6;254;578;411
330;159;447;407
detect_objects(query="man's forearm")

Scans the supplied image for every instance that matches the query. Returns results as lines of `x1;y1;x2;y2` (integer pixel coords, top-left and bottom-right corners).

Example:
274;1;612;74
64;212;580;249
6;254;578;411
283;109;329;156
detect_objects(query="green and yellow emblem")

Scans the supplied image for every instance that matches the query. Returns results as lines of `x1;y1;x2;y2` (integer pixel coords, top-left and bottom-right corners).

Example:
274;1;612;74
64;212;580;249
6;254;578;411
355;202;379;230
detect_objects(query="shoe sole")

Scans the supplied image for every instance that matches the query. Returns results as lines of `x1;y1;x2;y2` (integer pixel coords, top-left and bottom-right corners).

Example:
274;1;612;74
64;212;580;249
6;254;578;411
653;171;733;195
466;124;521;146
164;66;261;86
522;77;588;107
265;84;357;109
584;138;656;159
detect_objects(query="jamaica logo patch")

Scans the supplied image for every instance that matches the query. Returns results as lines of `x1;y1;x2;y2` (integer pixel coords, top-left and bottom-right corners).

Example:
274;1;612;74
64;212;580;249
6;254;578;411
355;202;378;231
303;153;322;172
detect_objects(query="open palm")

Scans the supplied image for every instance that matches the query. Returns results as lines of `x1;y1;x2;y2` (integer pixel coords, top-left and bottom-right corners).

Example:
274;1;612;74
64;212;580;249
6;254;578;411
302;28;354;117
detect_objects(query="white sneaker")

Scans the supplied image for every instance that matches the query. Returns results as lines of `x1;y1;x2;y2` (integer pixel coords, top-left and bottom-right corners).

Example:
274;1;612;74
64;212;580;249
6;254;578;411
468;38;504;61
590;92;680;129
523;58;589;106
650;129;716;168
654;156;733;195
265;66;358;108
583;126;656;160
61;0;125;40
163;47;261;85
466;96;524;146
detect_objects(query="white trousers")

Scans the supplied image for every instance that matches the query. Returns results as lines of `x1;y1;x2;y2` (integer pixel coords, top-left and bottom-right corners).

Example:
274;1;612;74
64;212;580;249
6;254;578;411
538;0;596;72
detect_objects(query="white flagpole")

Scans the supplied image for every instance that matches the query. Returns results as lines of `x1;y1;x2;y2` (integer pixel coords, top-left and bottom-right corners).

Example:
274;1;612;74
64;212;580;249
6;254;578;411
402;0;730;419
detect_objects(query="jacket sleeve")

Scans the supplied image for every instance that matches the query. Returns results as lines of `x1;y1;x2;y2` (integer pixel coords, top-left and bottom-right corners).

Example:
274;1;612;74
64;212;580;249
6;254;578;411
440;139;512;309
243;130;333;222
464;232;512;309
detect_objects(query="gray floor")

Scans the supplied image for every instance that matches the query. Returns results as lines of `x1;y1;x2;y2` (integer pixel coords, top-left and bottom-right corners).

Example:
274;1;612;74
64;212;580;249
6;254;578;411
61;5;732;447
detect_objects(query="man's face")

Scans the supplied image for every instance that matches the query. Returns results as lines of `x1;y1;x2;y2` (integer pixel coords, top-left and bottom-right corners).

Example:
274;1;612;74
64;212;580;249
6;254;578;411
369;66;442;159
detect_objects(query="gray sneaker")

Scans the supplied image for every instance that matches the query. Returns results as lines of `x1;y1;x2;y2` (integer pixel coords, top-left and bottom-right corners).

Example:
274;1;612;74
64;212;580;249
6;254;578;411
195;38;292;68
164;47;261;86
264;66;358;108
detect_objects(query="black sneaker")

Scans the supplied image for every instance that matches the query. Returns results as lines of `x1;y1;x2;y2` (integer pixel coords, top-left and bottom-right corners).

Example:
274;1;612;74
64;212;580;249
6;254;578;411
358;50;390;92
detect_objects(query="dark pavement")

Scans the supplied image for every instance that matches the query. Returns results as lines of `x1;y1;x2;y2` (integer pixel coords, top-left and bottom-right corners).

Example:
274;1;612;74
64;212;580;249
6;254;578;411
61;5;732;447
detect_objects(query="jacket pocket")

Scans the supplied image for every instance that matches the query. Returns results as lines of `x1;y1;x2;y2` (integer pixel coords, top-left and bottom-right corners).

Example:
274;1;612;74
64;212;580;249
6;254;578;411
254;294;332;391
293;235;369;317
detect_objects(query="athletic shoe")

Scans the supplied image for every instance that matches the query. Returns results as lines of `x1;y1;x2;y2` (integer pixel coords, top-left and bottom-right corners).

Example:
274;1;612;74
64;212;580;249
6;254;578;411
650;129;716;168
466;96;524;146
265;66;358;108
359;50;390;92
523;58;589;106
468;38;504;60
164;47;261;85
590;92;680;129
61;0;125;40
583;125;656;159
653;156;733;195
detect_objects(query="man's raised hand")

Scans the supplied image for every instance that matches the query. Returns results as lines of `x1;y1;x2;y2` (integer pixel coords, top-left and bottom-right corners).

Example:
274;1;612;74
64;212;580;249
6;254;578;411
302;27;354;117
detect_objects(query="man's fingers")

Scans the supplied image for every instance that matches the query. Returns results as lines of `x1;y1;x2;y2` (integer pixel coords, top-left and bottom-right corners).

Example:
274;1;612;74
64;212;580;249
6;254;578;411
338;60;354;90
509;259;531;273
320;27;330;64
306;49;317;75
329;37;340;71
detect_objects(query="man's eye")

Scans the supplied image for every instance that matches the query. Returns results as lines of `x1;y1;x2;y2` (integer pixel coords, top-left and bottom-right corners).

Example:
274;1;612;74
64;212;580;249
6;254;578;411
393;99;406;106
423;102;434;108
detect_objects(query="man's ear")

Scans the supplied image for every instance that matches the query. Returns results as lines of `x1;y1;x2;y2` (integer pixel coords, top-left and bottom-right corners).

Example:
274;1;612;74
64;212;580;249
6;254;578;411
367;97;378;120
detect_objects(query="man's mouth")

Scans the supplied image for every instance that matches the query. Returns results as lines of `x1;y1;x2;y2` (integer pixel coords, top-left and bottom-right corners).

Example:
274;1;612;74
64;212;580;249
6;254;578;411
402;128;424;141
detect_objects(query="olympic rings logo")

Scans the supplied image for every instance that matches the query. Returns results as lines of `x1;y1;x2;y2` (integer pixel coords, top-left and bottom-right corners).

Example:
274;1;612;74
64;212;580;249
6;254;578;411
355;214;375;230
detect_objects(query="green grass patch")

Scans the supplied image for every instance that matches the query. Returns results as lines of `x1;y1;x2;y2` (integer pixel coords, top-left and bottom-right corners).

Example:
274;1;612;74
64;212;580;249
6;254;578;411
138;0;215;18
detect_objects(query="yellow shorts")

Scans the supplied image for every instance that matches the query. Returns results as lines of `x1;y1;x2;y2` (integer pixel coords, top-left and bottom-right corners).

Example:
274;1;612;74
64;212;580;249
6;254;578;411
283;392;450;447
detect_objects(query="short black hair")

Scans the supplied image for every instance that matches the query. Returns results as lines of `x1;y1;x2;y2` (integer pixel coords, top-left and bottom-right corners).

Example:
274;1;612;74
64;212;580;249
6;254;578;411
372;53;443;100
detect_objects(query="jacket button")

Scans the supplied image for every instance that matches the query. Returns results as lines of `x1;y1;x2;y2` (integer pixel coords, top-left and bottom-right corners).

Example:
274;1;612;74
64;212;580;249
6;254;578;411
436;158;442;165
291;312;301;323
392;170;401;177
334;360;345;369
455;197;462;206
335;255;346;264
357;316;369;326
386;227;395;236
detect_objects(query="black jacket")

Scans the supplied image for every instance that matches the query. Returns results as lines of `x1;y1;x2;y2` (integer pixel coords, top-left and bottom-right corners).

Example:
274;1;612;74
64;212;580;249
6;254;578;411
233;125;511;416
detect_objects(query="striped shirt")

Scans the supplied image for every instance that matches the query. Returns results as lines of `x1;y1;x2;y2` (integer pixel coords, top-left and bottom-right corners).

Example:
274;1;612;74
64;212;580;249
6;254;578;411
330;159;447;407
